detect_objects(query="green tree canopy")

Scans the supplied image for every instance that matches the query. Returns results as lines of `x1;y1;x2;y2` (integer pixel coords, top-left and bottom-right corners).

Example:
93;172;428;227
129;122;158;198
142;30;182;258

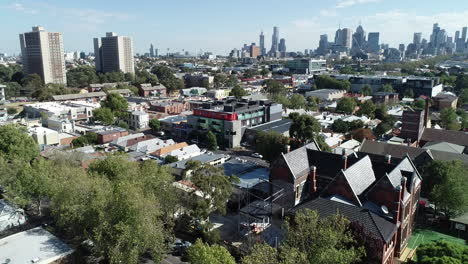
229;85;249;99
255;131;289;163
379;84;395;93
283;209;365;264
422;160;468;217
404;88;415;98
315;75;351;91
149;119;161;132
336;97;357;114
289;113;321;144
264;79;286;96
357;100;376;118
187;239;236;264
331;119;350;133
0;125;38;162
415;240;468;264
164;155;178;164
66;65;99;87
361;85;372;96
206;131;218;151
93;107;115;125
289;94;306;109
151;66;185;94
413;99;426;110
440;107;460;131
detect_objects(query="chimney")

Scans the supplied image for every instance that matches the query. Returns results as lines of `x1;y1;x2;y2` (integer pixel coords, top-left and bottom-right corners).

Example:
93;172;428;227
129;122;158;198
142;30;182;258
309;166;317;193
394;185;402;224
401;176;407;201
423;97;430;129
342;155;348;170
385;154;392;164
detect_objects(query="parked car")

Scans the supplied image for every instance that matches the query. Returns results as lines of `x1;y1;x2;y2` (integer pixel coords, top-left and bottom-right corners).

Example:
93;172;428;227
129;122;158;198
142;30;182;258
171;239;192;256
251;153;263;159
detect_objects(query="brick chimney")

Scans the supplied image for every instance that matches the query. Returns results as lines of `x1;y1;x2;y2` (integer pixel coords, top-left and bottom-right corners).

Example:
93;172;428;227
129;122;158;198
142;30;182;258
401;177;407;201
309;166;317;193
342;155;348;170
386;154;392;164
394;185;402;224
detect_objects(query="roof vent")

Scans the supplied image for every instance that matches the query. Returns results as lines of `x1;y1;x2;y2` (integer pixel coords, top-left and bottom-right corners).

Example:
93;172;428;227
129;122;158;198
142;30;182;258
381;205;389;215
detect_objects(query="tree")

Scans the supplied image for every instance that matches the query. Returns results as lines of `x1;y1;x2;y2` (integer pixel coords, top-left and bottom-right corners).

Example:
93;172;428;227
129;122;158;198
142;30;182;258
264;79;286;96
357;100;376;118
213;74;228;88
0;125;38;162
190;164;237;219
206;131;218;151
226;75;238;87
374;122;392;137
187;239;236;264
151;66;184;94
455;73;468;93
440;107;459;130
242;243;308;264
229;85;249;99
336;97;357;114
283;209;365;264
361;85;372;96
404;88;414;98
422;160;468;217
331;119;350;133
256;131;289;163
93;107;115;125
149;119;161;132
315;75;350;91
164;155;178;164
7;108;17;115
379;84;394;93
289;113;321;144
415;240;468;264
413;99;426;110
4;82;22;98
100;93;129;120
66;65;99;87
459;89;468;106
243;69;258;79
271;94;290;108
289;94;306;109
116;120;129;129
71;132;98;148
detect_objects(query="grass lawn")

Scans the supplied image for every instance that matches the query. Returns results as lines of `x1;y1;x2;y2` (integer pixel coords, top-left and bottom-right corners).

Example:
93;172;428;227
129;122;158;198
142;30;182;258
407;228;466;250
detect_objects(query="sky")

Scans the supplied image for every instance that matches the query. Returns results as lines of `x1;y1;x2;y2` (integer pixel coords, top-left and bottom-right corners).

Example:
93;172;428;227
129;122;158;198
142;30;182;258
1;0;468;56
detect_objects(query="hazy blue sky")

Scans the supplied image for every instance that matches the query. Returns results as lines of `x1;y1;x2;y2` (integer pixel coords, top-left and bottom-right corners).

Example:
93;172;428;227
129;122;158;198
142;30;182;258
1;0;468;55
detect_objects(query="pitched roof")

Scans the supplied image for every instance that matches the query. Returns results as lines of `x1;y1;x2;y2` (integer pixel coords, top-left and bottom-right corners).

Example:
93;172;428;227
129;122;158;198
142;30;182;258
52;91;106;101
293;197;397;243
421;128;468;147
152;142;189;156
140;84;166;91
360;140;426;159
282;141;320;179
423;141;465;154
342;155;376;196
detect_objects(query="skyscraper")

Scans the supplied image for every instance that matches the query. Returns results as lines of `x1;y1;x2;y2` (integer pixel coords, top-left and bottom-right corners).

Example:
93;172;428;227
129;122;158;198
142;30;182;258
270;26;279;55
352;25;366;55
317;34;329;55
413;33;422;45
367;32;380;53
462;27;467;41
341;28;352;49
279;38;286;53
259;31;265;56
250;43;261;58
334;28;342;45
94;32;135;74
19;26;67;85
149;44;154;57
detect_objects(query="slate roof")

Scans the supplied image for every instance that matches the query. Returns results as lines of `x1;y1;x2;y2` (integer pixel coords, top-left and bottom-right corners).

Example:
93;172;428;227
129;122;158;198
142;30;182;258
293;197;397;243
342;155;376;196
282;141;320;179
423;141;465;154
140;84;166;91
360;140;426;160
428;150;468;165
421;128;468;147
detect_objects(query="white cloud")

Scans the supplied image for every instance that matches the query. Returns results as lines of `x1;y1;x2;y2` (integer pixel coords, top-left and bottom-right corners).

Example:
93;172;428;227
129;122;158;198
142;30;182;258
336;0;382;8
319;9;338;17
7;2;37;14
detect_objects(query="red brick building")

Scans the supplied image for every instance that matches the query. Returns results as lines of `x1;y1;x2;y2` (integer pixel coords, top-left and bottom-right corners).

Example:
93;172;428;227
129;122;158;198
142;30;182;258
96;128;129;144
271;142;422;263
139;83;167;97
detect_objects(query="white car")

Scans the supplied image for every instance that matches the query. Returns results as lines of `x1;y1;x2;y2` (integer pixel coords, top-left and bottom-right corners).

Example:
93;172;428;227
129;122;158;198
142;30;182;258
251;153;263;159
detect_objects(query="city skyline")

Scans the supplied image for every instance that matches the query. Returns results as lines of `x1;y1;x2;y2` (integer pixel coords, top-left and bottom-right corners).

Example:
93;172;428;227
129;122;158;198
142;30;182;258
1;0;468;55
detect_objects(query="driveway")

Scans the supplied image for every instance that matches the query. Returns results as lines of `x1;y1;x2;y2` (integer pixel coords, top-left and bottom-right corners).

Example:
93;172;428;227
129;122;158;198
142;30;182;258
160;255;189;264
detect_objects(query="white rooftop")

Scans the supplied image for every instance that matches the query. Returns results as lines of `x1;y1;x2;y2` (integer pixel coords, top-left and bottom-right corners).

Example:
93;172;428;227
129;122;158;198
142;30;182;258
0;227;74;264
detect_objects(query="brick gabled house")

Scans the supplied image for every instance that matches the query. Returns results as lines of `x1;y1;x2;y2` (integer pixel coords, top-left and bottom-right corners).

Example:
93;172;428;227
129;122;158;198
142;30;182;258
271;145;422;263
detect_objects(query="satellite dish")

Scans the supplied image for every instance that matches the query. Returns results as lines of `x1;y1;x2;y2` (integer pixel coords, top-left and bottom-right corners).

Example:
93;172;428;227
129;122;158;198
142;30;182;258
381;205;389;214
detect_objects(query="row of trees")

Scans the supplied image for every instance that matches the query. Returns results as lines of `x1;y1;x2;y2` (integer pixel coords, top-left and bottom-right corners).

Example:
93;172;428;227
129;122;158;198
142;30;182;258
0;125;239;263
